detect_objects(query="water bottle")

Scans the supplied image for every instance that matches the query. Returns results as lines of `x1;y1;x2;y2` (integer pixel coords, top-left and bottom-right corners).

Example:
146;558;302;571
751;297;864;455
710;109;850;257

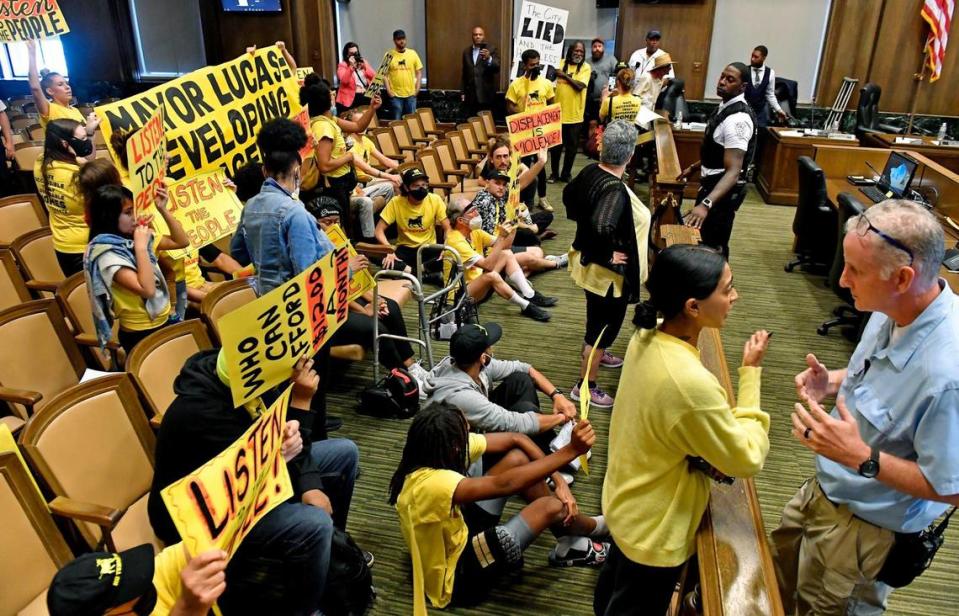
938;122;947;141
674;111;683;130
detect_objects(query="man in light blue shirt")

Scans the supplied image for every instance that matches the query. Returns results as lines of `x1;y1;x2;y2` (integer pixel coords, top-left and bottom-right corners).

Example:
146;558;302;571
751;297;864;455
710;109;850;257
773;200;959;615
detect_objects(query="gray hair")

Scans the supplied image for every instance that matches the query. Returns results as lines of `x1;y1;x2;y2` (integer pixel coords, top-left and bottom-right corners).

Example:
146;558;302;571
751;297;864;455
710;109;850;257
845;199;944;287
600;120;638;166
447;196;472;220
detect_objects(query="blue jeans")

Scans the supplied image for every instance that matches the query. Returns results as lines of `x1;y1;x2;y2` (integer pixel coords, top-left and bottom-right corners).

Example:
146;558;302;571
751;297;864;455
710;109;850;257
391;94;417;119
218;438;359;615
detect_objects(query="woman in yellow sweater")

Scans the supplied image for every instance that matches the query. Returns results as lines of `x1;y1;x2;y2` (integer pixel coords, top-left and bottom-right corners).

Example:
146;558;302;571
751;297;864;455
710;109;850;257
595;244;771;616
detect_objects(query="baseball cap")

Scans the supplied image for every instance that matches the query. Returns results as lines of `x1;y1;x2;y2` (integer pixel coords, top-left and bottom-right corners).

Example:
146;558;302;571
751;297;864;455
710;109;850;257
48;544;156;616
646;29;662;39
487;168;510;182
401;167;428;186
450;323;503;365
393;29;406;39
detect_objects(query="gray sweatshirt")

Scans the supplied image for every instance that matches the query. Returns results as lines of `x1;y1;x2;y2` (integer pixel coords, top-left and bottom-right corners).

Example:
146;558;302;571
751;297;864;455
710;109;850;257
589;53;619;101
422;356;539;434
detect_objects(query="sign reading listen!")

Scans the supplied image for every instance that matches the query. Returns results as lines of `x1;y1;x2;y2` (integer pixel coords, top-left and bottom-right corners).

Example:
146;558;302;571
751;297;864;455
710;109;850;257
164;169;242;259
0;0;70;42
507;103;562;156
219;247;352;407
126;106;167;218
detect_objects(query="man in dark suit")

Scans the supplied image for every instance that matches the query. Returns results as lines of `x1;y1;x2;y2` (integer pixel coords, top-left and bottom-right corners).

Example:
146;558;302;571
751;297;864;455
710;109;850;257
461;26;500;117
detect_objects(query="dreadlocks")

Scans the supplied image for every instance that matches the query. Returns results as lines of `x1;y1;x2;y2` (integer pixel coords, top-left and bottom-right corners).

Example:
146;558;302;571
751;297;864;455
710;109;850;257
388;406;470;504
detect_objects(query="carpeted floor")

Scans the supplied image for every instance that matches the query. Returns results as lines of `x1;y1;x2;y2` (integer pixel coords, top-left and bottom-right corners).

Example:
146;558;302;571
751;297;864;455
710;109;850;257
326;160;958;615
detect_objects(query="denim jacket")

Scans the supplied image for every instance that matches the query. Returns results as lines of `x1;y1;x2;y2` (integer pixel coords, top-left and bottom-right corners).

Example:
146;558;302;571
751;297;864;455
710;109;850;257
231;179;335;295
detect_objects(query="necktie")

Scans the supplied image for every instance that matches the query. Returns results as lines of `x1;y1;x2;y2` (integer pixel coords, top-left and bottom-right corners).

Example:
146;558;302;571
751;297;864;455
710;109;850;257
754;68;761;87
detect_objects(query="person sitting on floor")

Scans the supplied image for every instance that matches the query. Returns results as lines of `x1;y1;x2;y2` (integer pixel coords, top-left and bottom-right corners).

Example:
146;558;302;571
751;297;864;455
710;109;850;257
475;138;554;244
423;322;577;453
444;198;556;322
390;406;609;613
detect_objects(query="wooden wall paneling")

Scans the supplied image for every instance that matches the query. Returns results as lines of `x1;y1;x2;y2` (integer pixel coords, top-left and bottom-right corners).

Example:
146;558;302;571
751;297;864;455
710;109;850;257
290;0;338;80
616;0;716;100
425;0;512;91
815;0;883;111
200;0;295;65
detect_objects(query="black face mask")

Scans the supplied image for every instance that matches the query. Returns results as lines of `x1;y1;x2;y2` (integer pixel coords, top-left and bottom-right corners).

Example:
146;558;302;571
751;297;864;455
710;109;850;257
69;136;94;157
409;186;429;201
527;66;542;80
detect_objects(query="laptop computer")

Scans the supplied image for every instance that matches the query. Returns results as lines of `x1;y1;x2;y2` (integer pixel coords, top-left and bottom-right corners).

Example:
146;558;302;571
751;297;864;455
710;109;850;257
860;152;918;204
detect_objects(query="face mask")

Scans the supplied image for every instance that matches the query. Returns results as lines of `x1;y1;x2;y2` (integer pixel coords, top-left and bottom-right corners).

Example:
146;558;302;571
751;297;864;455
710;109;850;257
468;216;483;230
69;136;93;157
527;66;542;80
291;168;301;201
409;186;429;201
481;352;493;367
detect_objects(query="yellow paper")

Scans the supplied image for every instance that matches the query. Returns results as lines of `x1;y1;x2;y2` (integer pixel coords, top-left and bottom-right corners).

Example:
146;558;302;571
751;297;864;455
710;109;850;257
125;106;166;218
295;66;315;85
506;103;563;156
0;424;45;505
160;386;293;560
322;223;375;302
577;327;608;474
0;0;70;42
366;52;393;98
163;170;243;260
219;247;352;407
504;149;522;222
96;46;302;182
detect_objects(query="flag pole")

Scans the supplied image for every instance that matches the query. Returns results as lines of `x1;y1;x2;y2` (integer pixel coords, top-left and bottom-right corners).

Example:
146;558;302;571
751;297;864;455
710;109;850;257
907;47;930;135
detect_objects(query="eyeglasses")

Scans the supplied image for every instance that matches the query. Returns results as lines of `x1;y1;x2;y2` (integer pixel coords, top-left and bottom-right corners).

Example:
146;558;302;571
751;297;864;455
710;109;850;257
856;214;914;265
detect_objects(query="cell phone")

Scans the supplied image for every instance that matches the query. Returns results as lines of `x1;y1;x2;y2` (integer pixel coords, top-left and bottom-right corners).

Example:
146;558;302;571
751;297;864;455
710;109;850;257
478;42;488;50
607;76;616;92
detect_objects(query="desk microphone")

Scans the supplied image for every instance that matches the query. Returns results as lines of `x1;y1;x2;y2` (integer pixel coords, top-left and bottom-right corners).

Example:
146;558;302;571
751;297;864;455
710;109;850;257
864;160;882;180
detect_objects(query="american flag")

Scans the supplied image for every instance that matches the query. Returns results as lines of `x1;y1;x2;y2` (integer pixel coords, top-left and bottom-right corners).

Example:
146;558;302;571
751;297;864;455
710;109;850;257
921;0;955;82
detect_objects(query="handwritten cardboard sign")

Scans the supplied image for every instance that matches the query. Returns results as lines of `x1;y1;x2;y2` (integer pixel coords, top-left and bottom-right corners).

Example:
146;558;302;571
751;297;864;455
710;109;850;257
366;52;393;98
0;0;70;42
507;103;562;157
323;223;375;302
511;1;567;79
126;106;166;217
164;169;242;259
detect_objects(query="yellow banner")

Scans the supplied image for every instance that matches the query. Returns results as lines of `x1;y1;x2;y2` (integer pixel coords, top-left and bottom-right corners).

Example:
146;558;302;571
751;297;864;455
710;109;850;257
219;247;352;407
322;223;374;302
507;103;562;157
295;66;314;86
126;106;166;218
161;386;293;560
95;45;301;182
0;0;70;42
366;52;393;98
164;169;242;260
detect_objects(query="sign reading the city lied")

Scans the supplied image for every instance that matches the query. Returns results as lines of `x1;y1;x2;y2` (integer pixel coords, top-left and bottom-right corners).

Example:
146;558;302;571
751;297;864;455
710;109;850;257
322;223;375;302
0;0;70;42
161;385;293;560
218;247;352;407
511;1;567;79
95;46;302;182
366;52;393;98
164;169;243;259
126;106;166;218
507;103;562;156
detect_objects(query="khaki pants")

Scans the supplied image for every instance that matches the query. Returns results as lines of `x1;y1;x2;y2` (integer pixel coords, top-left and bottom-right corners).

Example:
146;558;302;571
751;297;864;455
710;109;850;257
770;478;895;616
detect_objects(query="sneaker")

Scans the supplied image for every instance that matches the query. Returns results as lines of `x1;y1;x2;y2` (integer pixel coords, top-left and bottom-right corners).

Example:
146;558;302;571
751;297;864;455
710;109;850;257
548;537;610;568
570;385;614;409
546;174;559;184
546;472;575;489
325;415;344;432
528;290;558;307
599;350;624;368
363;550;375;568
546;253;569;268
520;303;551;322
539;197;554;212
559;175;572;183
406;362;430;401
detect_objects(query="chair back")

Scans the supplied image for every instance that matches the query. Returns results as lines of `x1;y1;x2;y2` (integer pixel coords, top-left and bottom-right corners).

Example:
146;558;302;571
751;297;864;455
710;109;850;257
458;123;483;153
26;124;43;141
372;127;410;163
403;113;430;142
10;131;24;146
13;141;44;173
93;129;106;148
55;273;116;370
125;319;213;422
448;131;477;164
830;193;866;298
419;150;450;197
856;83;881;134
10;115;36;132
775;77;798;118
0;194;47;248
11;228;65;295
389;120;419;151
657;78;690;119
433;139;460;174
0;248;31;311
416;107;439;133
478;111;499;140
20;374;159;551
794;156;836;264
0;450;74;615
200;277;257;344
468;116;491;146
0;299;85;420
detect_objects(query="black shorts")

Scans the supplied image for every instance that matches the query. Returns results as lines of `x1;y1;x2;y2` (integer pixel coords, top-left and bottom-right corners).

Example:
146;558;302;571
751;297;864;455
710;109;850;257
451;504;522;606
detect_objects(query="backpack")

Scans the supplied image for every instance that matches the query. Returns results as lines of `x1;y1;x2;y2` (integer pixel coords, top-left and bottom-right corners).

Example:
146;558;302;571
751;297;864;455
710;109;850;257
358;367;420;419
586;94;615;159
319;528;376;616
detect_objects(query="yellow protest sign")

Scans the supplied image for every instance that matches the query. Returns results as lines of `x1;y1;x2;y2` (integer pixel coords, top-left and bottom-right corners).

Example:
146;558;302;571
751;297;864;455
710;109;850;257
0;0;70;42
293;105;316;160
219;247;352;407
504;149;522;221
366;52;393;98
161;385;293;560
164;169;243;259
322;223;375;302
507;103;562;157
96;45;302;182
126;106;166;218
1;424;45;504
295;66;314;86
576;326;607;475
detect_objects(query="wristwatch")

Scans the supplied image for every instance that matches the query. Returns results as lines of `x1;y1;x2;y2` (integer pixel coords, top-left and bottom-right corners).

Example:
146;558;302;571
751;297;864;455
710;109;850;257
701;197;713;210
858;446;881;478
548;388;562;400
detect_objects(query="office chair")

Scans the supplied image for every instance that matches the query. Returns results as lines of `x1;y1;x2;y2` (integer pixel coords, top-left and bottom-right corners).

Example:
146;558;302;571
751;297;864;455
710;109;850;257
854;83;903;141
656;78;691;121
774;77;798;118
817;192;867;338
785;156;837;273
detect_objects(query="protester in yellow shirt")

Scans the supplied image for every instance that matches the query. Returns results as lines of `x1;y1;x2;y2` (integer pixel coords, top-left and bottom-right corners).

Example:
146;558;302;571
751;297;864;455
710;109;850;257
46;542;228;616
596;244;771;616
344;107;401;241
549;42;591;183
506;49;556;212
445;198;556;321
384;29;424;119
375;167;450;280
390;401;606;614
599;67;644;144
27;40;99;135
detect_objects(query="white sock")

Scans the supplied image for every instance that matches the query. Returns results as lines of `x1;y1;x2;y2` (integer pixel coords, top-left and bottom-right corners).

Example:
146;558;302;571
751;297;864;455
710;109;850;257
509;270;536;298
553;535;590;558
589;515;608;538
508;291;530;309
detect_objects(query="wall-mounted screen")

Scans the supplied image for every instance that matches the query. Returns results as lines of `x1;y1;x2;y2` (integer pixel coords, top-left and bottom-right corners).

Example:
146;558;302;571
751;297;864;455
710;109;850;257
221;0;282;13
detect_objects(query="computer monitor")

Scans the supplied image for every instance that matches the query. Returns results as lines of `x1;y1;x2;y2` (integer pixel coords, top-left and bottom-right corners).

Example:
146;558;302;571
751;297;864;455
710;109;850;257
880;152;918;198
221;0;282;13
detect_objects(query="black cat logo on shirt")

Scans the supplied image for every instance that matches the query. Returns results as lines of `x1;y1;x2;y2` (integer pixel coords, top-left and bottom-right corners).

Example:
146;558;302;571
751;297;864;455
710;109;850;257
398;59;407;67
408;215;424;229
528;91;540;101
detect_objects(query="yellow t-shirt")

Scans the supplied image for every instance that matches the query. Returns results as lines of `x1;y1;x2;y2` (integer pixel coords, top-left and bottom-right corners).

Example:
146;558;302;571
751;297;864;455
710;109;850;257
350;134;377;183
505;76;555;112
183;249;207;289
555;61;591;124
443;228;495;285
600;93;643;124
396;433;487;611
385;49;424;98
112;279;171;332
151;543;187;615
33;157;87;253
311;115;350;179
379;193;447;247
39;101;85;129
